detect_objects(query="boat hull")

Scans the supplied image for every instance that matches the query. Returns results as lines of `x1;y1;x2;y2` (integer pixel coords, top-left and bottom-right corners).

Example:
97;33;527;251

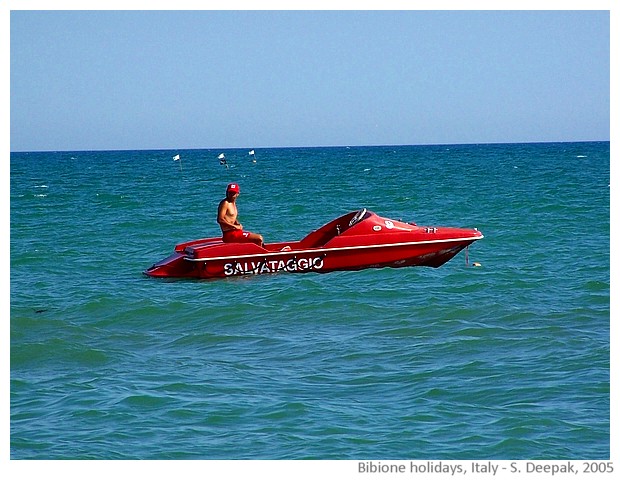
144;210;483;279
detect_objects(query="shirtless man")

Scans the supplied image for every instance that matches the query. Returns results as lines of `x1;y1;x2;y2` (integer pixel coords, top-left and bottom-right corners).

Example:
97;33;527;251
217;183;264;247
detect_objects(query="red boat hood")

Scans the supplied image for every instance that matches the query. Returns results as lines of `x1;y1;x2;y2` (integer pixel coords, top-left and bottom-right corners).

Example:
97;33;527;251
351;211;481;237
300;209;483;249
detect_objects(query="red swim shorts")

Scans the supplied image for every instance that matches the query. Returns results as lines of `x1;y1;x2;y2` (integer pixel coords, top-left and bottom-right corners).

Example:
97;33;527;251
222;229;253;243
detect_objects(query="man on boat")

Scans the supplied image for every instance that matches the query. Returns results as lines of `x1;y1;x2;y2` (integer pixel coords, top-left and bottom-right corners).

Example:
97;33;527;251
217;183;264;247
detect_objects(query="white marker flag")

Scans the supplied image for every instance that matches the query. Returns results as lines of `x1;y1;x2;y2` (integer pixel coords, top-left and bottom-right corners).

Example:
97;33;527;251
218;153;226;160
173;154;180;161
248;150;255;156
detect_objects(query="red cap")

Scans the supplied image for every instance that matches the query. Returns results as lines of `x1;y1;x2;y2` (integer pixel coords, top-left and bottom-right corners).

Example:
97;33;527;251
227;183;240;195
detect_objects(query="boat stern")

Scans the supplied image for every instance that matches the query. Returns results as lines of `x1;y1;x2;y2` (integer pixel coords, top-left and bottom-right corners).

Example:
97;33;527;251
144;251;195;278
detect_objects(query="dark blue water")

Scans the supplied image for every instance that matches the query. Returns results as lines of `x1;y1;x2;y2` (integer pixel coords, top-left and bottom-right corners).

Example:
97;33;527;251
10;142;609;459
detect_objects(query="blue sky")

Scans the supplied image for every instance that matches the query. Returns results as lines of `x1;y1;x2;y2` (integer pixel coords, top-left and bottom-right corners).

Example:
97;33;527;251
9;8;611;151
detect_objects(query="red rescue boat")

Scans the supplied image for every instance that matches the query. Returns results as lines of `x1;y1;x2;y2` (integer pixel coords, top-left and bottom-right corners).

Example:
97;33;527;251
144;209;483;279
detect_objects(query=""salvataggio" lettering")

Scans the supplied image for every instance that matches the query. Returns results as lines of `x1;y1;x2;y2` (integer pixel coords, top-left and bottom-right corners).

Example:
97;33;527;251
224;256;324;276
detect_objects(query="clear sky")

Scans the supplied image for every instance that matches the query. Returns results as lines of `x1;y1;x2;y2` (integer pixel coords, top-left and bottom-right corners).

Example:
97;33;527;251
8;6;611;151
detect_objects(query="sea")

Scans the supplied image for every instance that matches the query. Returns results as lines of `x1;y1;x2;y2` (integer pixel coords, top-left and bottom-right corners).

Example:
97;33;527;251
9;142;610;463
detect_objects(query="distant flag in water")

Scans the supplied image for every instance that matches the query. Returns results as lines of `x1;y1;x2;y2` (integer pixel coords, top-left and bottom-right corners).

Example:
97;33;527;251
173;154;182;172
218;153;228;168
249;149;256;163
248;150;255;156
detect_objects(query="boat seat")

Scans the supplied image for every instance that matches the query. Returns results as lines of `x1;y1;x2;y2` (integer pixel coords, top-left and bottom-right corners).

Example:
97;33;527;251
184;241;223;255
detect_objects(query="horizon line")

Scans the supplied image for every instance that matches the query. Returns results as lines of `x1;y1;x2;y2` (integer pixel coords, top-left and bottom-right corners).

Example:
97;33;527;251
10;139;610;154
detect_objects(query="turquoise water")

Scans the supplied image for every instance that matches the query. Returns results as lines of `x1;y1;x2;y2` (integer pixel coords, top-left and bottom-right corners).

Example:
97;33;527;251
10;142;609;459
